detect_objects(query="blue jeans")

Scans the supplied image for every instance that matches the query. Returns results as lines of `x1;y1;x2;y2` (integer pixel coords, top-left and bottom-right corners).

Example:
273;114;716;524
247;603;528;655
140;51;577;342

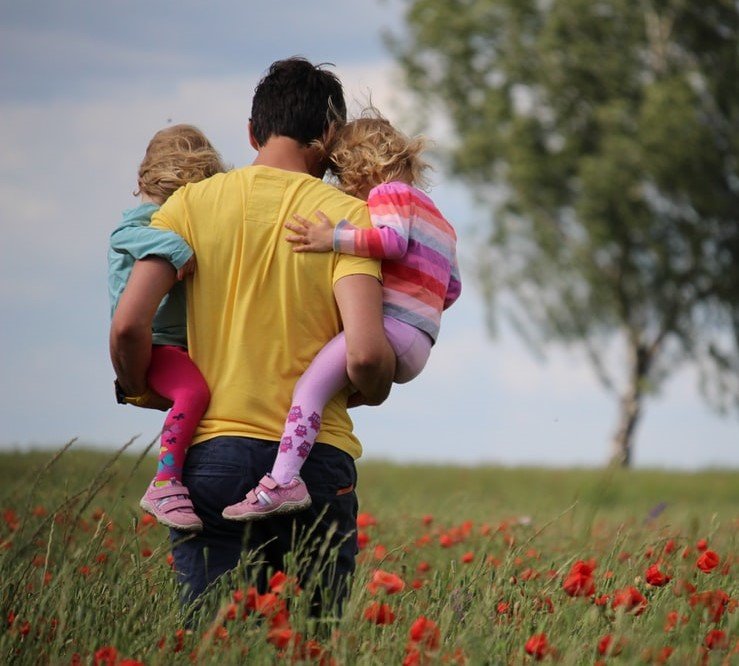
170;436;358;615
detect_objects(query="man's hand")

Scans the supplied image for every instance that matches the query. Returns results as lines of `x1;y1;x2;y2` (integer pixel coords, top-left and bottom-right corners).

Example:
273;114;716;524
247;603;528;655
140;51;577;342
334;275;395;406
176;255;196;281
285;211;334;252
115;380;172;411
346;391;367;408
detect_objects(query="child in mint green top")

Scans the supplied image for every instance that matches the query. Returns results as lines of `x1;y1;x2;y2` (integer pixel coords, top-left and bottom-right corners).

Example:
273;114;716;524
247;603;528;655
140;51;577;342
108;124;226;532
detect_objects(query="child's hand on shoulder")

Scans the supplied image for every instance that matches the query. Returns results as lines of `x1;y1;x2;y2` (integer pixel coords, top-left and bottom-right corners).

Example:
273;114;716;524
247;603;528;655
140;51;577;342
285;211;334;252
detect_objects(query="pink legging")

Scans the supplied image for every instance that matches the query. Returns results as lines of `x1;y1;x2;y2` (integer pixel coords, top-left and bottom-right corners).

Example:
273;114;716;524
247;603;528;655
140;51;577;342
271;316;432;484
146;345;210;484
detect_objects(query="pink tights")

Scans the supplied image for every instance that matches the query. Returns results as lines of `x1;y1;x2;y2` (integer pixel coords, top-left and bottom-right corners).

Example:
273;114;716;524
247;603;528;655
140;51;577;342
146;345;210;484
270;317;431;484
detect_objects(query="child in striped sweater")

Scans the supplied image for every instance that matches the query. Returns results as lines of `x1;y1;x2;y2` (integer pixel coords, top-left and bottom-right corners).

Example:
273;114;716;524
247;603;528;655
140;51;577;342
222;112;461;521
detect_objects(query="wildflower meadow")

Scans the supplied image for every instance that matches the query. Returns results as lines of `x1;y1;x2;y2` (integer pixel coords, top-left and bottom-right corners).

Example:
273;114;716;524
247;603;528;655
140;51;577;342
0;439;736;665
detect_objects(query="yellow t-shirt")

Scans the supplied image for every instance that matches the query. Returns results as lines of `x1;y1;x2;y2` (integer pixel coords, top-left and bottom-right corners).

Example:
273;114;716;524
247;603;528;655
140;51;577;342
150;165;381;459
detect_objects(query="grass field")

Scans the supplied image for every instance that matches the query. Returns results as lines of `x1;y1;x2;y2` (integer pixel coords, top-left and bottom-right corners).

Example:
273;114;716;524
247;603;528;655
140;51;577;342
0;441;736;664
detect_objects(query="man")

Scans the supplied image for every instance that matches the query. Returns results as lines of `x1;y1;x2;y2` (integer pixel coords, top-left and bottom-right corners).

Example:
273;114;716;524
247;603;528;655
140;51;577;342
110;57;395;612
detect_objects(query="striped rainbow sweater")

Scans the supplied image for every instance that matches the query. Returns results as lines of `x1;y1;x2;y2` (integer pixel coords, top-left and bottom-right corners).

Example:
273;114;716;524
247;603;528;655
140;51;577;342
333;181;461;342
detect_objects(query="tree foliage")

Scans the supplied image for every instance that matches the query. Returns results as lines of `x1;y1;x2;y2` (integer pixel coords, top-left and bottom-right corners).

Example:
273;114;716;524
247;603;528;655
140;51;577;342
390;0;739;465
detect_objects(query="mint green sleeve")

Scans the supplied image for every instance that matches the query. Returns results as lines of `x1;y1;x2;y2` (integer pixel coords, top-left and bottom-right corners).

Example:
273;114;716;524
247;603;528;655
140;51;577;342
109;225;193;269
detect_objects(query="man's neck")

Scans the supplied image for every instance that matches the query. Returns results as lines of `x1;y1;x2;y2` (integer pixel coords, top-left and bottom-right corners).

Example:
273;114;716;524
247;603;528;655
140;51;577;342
252;136;324;178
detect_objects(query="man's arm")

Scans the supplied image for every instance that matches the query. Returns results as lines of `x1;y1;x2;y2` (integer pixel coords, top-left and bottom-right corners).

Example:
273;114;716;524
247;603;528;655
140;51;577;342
110;257;177;396
333;275;395;405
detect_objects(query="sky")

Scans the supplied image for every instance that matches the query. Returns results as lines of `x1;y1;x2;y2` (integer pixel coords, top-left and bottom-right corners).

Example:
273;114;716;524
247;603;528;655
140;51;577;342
0;0;737;470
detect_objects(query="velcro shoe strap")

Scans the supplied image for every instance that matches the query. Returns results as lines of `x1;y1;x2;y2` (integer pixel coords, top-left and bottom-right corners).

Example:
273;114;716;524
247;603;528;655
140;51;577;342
244;490;261;504
160;499;195;512
148;485;190;500
258;475;279;491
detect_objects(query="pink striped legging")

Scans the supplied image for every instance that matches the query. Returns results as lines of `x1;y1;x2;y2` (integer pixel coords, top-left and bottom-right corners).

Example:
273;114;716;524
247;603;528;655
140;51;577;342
146;345;210;484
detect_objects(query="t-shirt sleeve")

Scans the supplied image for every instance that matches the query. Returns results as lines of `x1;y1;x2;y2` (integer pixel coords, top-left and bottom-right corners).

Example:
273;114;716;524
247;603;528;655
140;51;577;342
109;222;193;269
150;188;191;245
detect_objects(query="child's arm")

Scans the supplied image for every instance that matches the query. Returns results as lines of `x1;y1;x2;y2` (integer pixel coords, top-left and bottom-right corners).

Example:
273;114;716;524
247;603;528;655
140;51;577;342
110;225;194;278
286;212;409;259
286;185;412;260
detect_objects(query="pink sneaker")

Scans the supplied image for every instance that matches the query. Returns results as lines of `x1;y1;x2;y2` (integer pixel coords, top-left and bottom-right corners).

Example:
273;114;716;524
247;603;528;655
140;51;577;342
222;474;312;521
140;480;203;531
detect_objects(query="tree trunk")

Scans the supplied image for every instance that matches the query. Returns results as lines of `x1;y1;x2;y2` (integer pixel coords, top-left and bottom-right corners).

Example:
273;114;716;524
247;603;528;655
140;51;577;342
609;343;650;468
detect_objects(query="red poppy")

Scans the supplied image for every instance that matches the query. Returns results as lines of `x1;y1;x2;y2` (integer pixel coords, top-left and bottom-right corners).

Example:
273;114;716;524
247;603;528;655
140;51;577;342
663;610;687;632
562;559;596;597
93;646;118;666
3;509;19;531
245;590;286;619
367;569;405;595
408;616;440;651
439;534;453;548
417;561;431;573
496;601;511;615
461;552;474;564
422;514;433;526
364;601;396;625
696;550;720;573
139;513;156;528
704;629;728;650
266;626;295;650
357;513;377;528
689;589;730;622
520;568;539;581
524;633;549;660
611;586;647;615
402;645;422;666
655;646;673;663
268;571;299;595
415;534;431;547
645;563;671;587
696;538;708;551
597;634;624;656
357;531;370;549
534;595;555;613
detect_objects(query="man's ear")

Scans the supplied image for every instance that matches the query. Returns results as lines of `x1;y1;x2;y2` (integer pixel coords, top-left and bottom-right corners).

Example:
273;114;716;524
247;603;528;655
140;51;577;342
248;121;260;150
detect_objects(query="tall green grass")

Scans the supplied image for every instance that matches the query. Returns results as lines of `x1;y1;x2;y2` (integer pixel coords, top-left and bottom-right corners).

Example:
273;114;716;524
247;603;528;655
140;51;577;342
0;444;736;664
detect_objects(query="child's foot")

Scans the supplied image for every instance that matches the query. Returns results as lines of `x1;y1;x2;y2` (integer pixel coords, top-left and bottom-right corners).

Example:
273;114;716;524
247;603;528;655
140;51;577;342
140;480;203;531
222;474;311;521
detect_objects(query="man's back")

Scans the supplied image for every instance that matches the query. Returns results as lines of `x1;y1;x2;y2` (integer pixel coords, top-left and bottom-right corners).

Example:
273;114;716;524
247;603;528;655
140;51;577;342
152;165;380;457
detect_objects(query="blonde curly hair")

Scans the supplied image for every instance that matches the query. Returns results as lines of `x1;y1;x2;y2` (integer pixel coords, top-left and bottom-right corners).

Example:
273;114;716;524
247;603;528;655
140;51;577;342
136;124;227;202
320;109;430;198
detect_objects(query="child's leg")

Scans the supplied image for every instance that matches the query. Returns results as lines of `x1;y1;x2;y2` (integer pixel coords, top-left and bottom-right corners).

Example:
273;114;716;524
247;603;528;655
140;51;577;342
271;333;350;484
383;316;433;384
146;345;210;484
